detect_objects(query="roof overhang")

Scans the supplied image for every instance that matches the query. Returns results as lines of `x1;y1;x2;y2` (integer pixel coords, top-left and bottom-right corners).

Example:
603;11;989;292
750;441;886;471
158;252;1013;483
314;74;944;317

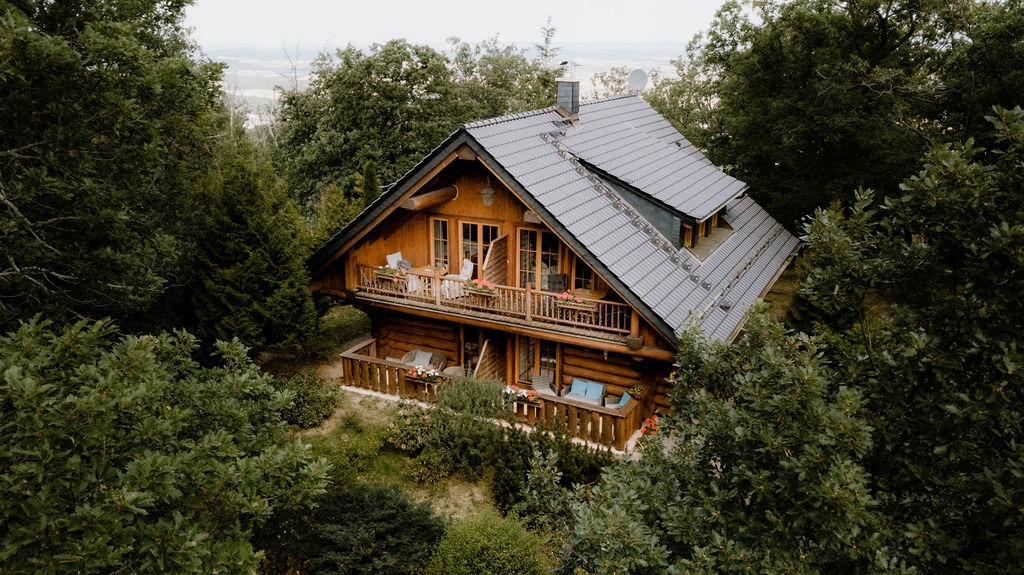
306;128;680;345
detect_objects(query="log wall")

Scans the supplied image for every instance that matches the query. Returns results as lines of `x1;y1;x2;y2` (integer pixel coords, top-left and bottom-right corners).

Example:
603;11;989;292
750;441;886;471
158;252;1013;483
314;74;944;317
561;344;673;412
371;310;459;366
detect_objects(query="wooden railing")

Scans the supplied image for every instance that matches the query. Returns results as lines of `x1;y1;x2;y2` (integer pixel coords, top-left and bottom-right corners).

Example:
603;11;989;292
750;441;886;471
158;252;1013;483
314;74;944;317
338;339;443;401
340;338;642;450
357;265;632;337
508;393;642;450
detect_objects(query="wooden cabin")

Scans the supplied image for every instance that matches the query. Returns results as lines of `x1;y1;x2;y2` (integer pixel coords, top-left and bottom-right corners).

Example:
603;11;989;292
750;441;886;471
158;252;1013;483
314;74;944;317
309;83;800;449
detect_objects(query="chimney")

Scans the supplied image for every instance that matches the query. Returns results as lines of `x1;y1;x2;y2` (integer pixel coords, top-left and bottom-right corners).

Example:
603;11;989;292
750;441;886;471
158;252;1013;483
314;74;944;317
556;79;580;120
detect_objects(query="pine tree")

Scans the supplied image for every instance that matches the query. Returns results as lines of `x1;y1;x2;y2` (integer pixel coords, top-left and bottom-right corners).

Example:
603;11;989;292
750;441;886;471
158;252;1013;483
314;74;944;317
189;128;317;354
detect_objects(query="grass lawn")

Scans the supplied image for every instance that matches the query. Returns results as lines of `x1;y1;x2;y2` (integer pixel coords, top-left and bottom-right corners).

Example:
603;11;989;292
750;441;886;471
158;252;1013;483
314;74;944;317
297;382;498;520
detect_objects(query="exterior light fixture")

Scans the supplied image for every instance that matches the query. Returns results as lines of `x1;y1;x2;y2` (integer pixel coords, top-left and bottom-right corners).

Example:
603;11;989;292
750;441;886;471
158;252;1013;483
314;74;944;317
480;176;495;206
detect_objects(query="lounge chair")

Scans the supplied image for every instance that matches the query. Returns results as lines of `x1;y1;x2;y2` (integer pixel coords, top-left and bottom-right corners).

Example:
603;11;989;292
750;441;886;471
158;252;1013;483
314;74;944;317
401;349;446;371
440;258;474;298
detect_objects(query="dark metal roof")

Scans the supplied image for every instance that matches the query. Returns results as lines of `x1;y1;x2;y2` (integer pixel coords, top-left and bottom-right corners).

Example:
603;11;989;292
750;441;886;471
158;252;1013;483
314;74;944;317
463;95;800;342
311;95;800;343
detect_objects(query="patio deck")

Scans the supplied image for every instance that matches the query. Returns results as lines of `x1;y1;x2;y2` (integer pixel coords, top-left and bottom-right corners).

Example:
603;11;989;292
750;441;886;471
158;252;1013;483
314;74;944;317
339;338;645;451
356;265;634;344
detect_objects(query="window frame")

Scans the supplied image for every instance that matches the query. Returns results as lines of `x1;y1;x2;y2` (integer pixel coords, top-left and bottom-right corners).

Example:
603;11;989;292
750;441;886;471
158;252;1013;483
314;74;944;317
430;217;449;270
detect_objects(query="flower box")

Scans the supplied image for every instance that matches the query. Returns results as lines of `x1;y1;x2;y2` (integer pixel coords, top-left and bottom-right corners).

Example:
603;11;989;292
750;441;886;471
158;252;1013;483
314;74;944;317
464;278;497;297
375;266;408;283
556;299;596;311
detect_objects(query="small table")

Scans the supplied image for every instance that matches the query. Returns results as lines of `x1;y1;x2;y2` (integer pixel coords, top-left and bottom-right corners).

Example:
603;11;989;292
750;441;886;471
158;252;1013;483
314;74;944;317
413;265;446;276
570;288;607;300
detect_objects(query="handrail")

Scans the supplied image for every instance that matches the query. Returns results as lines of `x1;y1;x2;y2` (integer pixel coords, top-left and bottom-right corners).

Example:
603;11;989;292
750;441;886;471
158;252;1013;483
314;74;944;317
339;338;643;450
357;264;632;336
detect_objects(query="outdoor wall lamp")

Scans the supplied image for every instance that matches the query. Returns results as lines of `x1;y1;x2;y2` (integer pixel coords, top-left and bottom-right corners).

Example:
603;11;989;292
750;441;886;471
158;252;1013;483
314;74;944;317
480;176;495;206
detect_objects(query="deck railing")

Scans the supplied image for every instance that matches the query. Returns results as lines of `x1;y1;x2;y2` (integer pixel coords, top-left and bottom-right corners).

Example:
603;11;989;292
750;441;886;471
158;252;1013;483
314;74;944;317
357;265;632;337
339;338;642;450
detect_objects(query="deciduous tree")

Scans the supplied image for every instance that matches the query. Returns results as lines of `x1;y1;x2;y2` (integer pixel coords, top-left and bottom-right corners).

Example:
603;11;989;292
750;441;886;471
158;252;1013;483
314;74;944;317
0;318;329;574
563;314;888;574
673;0;958;228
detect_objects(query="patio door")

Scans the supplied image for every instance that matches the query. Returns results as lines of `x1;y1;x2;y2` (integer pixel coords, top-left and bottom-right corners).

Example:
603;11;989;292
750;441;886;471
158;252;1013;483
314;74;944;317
518;229;560;291
516;336;557;388
460;221;499;279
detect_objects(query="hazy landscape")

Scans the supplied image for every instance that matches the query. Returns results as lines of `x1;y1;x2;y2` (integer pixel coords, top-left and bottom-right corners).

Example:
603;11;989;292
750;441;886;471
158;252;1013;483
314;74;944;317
200;41;687;122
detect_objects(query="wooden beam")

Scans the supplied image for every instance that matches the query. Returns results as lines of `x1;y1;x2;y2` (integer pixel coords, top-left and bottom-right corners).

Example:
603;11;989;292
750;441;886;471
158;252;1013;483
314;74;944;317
399;185;458;211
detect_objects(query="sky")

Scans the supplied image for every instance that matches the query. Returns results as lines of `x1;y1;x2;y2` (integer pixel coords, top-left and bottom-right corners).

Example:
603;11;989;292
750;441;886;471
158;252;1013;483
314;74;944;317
184;0;725;50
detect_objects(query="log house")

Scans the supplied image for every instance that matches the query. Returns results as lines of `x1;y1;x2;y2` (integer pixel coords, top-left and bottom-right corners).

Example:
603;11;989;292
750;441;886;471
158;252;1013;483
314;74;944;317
309;83;800;449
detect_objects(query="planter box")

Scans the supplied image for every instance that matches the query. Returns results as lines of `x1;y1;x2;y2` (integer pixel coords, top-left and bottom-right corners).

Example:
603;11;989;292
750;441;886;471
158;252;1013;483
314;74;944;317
556;299;596;311
465;286;497;297
375;270;408;284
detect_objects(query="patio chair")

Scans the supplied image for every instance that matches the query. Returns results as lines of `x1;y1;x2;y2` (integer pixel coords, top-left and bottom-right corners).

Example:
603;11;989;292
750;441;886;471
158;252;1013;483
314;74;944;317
401;349;447;371
385;251;421;292
440;258;474;298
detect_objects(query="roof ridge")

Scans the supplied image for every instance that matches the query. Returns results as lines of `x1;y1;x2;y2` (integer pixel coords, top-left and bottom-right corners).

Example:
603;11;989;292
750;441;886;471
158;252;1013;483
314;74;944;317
580;93;636;107
462;94;638;130
462;107;558;129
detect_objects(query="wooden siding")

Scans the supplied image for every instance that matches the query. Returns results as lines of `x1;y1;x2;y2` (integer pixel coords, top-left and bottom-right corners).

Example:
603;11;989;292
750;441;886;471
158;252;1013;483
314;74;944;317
560;344;673;411
372;311;459;366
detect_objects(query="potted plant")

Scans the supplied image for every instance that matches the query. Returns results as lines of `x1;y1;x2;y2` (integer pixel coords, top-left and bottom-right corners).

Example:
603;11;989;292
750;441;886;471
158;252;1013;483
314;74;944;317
464;277;497;296
555;290;595;310
376;264;408;283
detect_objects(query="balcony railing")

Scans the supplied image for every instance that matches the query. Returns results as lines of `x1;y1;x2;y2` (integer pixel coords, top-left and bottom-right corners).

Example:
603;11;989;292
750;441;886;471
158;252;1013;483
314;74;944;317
357;265;633;338
339;338;643;450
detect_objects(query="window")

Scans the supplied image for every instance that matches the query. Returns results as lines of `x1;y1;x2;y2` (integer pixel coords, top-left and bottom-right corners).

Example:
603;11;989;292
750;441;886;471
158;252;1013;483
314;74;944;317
460;221;499;275
517;336;557;386
573;258;595;290
431;218;449;269
518;229;560;290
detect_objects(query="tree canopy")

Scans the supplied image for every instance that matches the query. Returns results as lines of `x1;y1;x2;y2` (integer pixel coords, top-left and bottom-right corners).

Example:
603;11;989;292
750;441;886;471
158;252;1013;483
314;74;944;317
0;318;329;573
648;0;1022;230
273;37;556;215
187;125;317;354
563;106;1024;574
0;1;223;330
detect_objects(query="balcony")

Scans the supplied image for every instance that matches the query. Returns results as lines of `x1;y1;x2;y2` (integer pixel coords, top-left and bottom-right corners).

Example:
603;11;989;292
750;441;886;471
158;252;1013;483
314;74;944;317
356;265;634;342
339;338;644;450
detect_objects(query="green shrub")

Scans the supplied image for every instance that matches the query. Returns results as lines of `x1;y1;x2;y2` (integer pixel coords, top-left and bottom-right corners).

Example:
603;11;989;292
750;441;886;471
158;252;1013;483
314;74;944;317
490;423;613;517
258;482;445;575
383;401;433;454
277;370;337;428
435;375;507;418
514;449;572;531
313;432;384;478
427;509;547;575
302;305;371;360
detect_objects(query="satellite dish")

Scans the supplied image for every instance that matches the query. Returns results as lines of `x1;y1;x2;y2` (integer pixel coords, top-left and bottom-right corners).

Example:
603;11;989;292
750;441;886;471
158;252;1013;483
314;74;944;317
627;68;648;91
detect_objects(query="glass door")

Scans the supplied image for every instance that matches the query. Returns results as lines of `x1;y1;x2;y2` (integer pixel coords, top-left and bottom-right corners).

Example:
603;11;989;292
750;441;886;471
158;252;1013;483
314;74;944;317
518;228;560;290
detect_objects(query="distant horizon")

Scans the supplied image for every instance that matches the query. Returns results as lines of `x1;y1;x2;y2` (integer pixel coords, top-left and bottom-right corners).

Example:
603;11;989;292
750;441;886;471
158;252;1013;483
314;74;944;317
205;40;689;125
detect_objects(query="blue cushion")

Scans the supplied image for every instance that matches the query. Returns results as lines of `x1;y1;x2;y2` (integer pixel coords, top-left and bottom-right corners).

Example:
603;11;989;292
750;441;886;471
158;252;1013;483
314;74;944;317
617;392;631;407
584;382;604;400
569;378;589;396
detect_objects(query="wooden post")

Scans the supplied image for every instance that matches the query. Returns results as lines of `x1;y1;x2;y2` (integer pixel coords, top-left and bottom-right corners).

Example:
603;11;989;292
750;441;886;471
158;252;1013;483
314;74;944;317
525;284;532;322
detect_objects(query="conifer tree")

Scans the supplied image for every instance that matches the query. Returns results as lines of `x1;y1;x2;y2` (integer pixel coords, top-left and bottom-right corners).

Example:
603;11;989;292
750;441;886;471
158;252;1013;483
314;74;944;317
189;128;317;354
